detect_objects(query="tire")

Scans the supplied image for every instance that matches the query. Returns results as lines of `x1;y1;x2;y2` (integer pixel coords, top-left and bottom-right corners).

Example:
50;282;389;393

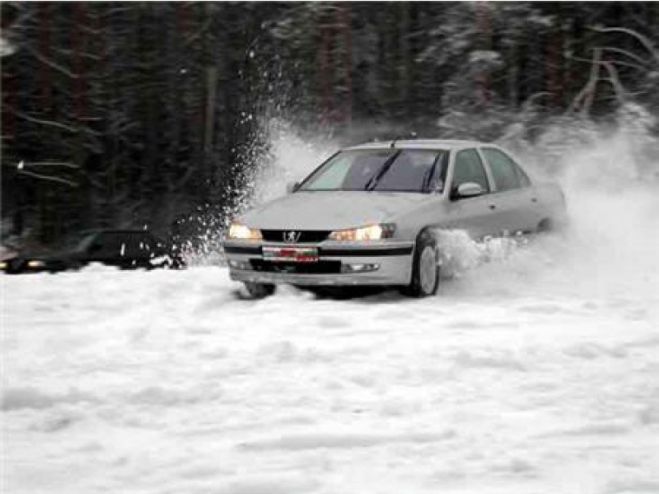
537;218;553;233
244;282;276;299
401;230;440;298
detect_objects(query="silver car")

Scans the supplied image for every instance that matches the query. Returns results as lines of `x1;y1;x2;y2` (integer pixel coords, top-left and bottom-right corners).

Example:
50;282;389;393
224;139;566;298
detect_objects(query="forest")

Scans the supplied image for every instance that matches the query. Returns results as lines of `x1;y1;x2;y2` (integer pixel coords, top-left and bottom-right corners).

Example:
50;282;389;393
2;2;658;247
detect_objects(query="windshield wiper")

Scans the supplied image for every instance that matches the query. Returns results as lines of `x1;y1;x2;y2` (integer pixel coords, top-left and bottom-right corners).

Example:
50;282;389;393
422;152;443;192
365;151;401;191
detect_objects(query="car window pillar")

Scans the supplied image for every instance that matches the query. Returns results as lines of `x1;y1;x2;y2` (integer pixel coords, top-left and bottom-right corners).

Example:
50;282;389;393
445;150;458;198
476;147;497;193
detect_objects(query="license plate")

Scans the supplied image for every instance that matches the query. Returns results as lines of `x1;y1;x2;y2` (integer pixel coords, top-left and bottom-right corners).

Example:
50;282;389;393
262;246;319;263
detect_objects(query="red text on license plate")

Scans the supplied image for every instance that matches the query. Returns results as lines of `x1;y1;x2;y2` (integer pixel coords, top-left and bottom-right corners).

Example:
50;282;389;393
263;247;318;263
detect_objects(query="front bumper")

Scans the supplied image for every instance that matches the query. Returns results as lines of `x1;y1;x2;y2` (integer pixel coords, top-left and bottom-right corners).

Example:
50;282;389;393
224;240;414;286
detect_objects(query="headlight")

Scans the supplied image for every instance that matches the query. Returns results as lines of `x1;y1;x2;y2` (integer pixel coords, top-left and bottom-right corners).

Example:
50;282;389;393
27;260;46;268
228;223;262;241
328;224;395;241
0;261;7;270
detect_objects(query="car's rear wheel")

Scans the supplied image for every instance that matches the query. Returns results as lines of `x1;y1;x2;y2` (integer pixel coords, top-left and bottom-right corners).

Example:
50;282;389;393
244;282;276;299
401;230;439;298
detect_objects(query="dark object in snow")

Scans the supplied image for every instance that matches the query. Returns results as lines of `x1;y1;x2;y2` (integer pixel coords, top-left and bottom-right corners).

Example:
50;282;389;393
1;229;185;274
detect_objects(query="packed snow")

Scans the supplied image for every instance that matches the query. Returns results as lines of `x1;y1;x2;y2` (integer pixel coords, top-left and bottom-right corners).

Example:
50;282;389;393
2;128;659;493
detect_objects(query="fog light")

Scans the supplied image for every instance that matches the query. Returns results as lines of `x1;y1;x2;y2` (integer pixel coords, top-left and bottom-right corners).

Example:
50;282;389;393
342;263;379;273
228;260;251;270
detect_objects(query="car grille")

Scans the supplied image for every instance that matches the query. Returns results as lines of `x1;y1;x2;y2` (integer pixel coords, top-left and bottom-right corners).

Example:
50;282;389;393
250;259;342;274
260;230;331;243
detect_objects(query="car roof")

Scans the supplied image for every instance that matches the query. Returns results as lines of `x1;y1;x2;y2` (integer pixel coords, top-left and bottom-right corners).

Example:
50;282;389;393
344;139;492;151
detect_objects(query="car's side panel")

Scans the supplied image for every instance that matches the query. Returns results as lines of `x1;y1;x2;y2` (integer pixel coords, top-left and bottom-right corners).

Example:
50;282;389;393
441;148;500;238
478;147;542;234
533;182;568;229
443;195;501;238
390;196;449;240
486;187;539;234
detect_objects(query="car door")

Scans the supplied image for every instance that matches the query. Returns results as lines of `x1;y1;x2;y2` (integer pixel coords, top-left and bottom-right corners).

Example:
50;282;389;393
119;234;145;268
134;233;163;268
85;232;124;266
444;148;498;239
480;147;538;234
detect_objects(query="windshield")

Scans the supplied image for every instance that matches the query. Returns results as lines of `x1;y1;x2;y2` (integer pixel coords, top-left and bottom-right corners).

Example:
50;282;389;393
299;149;449;193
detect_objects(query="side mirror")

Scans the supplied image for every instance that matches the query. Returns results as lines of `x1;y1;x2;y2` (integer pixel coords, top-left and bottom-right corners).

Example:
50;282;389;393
455;182;485;199
286;181;300;194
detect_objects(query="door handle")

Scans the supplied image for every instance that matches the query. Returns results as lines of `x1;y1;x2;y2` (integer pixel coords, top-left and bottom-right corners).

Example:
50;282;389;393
488;204;496;210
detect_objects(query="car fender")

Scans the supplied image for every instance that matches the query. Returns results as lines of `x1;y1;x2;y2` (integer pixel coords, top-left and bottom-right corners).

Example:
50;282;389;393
533;182;568;229
387;196;450;241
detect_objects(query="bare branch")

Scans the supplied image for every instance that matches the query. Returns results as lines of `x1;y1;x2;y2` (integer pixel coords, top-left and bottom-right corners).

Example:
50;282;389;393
52;46;102;62
18;169;78;188
598;58;651;72
521;91;552;112
24;45;79;79
564;51;647;72
568;48;601;116
596;45;652;67
591;26;659;64
26;161;81;169
183;18;213;47
600;61;626;104
8;107;80;133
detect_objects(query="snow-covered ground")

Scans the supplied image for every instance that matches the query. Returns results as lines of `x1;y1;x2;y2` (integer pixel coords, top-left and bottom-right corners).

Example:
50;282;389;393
2;130;659;493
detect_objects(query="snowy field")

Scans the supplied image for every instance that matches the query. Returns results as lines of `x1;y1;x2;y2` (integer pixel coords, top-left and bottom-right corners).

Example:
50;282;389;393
2;133;659;493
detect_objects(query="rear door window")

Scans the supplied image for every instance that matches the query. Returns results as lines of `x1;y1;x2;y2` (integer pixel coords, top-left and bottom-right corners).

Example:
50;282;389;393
482;148;523;192
451;149;490;194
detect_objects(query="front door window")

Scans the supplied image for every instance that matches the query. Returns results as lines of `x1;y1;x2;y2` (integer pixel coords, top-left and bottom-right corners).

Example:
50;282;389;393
451;149;490;196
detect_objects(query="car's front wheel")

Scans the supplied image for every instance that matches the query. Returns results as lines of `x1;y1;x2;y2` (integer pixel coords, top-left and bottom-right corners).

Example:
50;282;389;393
244;282;276;299
401;230;439;297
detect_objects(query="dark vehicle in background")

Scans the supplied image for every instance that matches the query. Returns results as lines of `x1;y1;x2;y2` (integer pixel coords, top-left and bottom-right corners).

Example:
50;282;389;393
1;229;184;274
0;243;19;269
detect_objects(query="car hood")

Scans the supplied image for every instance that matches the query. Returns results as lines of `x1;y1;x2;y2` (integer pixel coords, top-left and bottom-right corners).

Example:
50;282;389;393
16;248;83;262
239;191;429;230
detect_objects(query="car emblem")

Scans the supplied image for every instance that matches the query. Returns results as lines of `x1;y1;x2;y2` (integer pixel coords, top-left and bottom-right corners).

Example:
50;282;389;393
283;231;301;243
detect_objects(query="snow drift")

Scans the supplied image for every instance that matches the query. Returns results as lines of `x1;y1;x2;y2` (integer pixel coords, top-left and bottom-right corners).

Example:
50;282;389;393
2;119;658;494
